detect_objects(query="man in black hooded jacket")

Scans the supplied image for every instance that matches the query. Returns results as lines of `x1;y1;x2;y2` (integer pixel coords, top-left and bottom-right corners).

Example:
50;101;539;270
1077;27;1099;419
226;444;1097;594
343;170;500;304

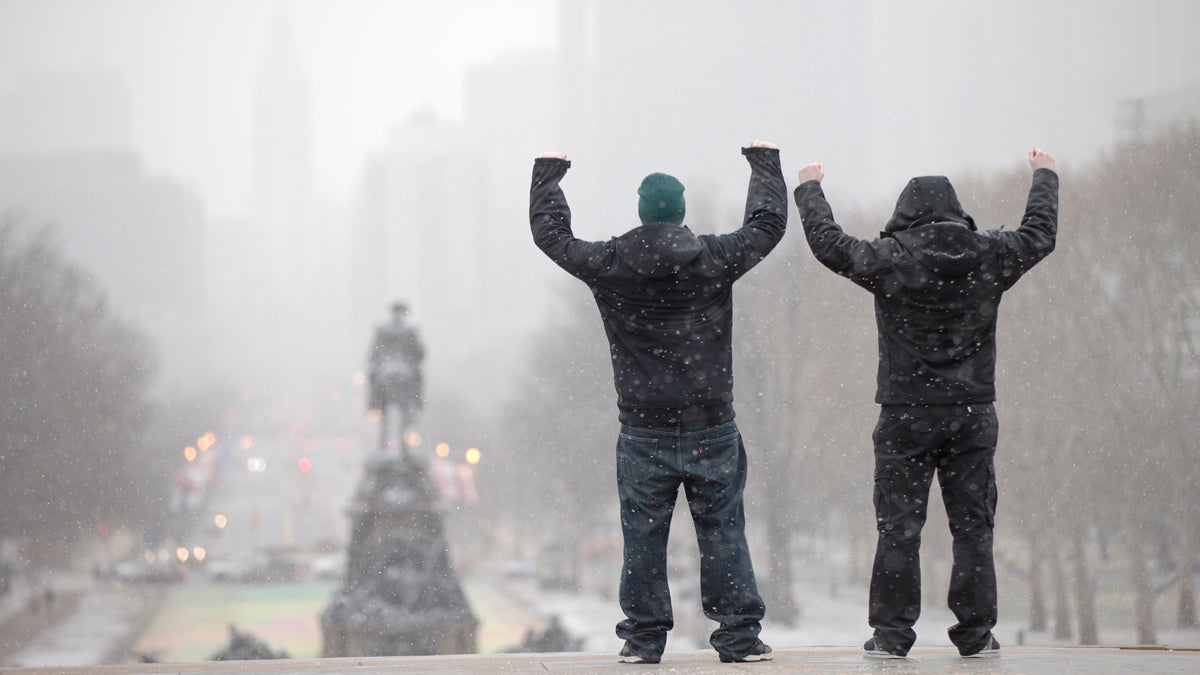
529;142;786;664
793;148;1058;659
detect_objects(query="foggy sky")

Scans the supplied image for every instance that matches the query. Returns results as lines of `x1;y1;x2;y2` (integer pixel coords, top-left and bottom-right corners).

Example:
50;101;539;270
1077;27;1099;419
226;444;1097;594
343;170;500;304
3;3;1199;660
3;1;1199;220
2;0;1199;427
0;0;557;218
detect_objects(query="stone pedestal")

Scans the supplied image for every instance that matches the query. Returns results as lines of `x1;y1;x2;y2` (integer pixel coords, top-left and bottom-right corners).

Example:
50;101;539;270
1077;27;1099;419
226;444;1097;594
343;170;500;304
322;456;477;656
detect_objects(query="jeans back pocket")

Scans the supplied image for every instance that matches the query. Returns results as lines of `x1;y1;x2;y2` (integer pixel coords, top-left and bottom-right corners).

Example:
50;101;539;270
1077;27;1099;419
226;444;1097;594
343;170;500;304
617;432;661;485
693;430;740;483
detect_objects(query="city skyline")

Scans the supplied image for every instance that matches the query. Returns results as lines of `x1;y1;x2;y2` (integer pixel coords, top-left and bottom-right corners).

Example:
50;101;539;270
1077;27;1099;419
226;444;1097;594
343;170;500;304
2;0;1200;412
0;0;558;218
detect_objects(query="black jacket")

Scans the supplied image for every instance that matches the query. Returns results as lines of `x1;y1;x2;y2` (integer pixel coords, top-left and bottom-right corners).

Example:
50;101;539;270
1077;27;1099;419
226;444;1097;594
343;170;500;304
530;147;788;427
795;169;1059;405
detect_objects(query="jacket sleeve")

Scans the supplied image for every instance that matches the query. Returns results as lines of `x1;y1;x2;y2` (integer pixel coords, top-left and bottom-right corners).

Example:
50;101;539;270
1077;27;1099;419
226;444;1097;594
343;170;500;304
794;180;892;291
987;167;1059;288
529;157;612;282
703;147;788;280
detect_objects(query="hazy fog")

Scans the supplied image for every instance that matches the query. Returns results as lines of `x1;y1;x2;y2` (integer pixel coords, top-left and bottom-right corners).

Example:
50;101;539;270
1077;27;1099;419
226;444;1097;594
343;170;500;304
0;0;1197;492
2;0;1200;663
3;0;1197;424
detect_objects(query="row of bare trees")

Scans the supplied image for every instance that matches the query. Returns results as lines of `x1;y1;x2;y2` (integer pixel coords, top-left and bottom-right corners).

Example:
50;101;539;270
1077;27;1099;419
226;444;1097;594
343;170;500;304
493;125;1197;644
0;220;168;565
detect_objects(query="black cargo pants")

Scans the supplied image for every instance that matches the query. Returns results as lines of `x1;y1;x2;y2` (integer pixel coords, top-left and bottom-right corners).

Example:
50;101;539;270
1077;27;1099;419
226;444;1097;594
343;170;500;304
868;403;999;656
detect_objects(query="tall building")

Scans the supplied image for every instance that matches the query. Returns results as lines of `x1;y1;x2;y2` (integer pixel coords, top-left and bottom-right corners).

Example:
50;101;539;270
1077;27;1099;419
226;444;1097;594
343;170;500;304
254;9;314;236
206;8;351;403
351;112;483;393
462;49;562;334
0;72;207;386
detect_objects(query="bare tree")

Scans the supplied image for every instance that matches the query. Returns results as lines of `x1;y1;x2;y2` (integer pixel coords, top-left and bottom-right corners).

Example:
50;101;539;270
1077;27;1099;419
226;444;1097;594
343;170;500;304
0;220;162;564
493;283;617;567
984;124;1200;644
1065;125;1200;643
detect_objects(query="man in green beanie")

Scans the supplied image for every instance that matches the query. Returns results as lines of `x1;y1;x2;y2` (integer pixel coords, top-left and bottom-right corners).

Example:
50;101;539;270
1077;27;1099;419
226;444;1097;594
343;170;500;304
529;141;787;664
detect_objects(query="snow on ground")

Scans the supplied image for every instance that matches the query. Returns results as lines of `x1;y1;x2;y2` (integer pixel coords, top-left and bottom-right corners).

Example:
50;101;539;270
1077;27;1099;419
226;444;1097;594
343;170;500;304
510;575;961;656
6;565;1200;667
4;573;158;668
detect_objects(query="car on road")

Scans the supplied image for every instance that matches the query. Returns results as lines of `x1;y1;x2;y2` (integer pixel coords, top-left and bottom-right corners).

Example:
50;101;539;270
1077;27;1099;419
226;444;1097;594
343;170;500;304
113;558;187;584
206;550;304;583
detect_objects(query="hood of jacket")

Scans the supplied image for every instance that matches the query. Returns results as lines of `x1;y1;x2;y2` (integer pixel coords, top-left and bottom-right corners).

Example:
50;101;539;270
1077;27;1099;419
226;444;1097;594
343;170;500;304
893;222;998;277
885;175;977;234
614;222;704;278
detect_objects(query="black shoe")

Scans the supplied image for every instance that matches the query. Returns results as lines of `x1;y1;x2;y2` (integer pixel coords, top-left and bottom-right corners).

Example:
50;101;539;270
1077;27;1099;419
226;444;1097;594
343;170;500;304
863;637;906;659
619;642;661;664
719;640;773;662
961;634;1001;658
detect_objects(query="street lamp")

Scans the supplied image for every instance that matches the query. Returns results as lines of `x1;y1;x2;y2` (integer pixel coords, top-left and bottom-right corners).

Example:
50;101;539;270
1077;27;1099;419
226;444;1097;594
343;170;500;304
198;432;216;452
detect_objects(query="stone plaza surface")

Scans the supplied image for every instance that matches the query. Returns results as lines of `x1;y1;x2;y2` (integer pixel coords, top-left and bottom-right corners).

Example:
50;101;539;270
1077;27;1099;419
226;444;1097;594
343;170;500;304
3;645;1200;674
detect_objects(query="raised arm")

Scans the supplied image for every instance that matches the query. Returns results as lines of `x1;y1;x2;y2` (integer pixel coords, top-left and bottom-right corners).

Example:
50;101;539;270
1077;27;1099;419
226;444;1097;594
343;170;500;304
529;153;611;281
988;147;1059;287
794;163;892;290
704;141;788;280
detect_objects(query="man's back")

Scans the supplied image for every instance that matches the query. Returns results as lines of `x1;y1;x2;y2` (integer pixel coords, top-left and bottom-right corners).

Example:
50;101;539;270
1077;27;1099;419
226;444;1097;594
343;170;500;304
527;142;782;665
796;164;1058;405
867;223;1016;404
530;146;787;426
587;223;749;418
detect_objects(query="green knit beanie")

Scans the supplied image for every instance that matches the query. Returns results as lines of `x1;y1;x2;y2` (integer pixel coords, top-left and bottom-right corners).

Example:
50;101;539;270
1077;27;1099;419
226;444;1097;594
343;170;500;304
637;173;686;225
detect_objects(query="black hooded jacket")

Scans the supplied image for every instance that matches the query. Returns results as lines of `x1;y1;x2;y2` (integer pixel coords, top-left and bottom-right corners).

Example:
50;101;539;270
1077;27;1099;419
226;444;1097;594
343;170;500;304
530;147;788;427
794;169;1058;405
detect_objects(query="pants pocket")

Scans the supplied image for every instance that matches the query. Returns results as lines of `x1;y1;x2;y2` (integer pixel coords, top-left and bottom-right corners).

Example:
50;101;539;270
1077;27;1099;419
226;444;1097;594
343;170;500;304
873;464;894;533
617;433;660;485
984;461;998;528
694;430;740;483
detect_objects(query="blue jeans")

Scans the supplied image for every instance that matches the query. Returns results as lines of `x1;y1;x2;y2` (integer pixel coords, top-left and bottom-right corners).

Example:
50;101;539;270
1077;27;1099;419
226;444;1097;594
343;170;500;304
614;420;765;659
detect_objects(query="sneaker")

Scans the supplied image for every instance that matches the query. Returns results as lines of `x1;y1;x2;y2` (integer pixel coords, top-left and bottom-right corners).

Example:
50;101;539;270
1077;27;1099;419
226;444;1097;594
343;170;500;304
962;634;1001;658
618;642;661;664
719;640;773;662
863;637;906;659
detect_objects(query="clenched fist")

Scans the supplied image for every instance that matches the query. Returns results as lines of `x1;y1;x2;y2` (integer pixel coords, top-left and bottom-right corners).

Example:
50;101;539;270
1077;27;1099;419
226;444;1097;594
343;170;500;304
797;162;825;184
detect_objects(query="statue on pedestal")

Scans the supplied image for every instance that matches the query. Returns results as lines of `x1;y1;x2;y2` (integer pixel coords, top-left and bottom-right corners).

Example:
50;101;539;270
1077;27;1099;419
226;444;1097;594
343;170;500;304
367;302;424;453
321;456;478;656
322;303;477;657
